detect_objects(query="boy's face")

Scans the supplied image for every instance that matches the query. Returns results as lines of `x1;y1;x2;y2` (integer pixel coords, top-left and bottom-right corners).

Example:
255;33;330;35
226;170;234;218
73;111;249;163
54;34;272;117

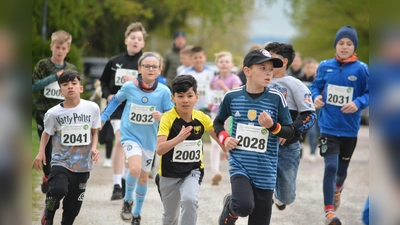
244;61;274;87
174;36;186;50
59;78;83;98
269;52;287;77
138;56;161;84
191;52;206;70
336;37;355;59
125;31;145;55
172;87;198;114
216;55;234;74
180;54;191;67
303;62;318;77
291;55;302;71
50;42;70;63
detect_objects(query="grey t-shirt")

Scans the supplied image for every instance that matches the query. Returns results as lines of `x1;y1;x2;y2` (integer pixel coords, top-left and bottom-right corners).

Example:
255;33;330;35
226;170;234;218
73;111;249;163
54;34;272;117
269;75;315;113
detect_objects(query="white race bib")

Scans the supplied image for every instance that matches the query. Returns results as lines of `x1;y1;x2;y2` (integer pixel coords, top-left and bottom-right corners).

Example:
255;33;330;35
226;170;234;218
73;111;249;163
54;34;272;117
235;123;269;153
326;84;353;106
172;139;202;163
197;84;207;98
212;90;225;106
129;103;156;125
44;82;64;100
115;69;138;86
61;124;91;146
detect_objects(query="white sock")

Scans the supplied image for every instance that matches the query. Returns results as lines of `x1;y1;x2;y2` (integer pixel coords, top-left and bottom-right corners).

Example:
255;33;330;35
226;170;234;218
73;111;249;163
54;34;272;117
113;174;122;187
273;194;285;206
122;166;129;180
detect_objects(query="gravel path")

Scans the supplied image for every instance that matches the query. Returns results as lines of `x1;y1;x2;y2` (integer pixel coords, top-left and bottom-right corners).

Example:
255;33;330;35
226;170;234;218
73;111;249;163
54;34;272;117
32;126;369;225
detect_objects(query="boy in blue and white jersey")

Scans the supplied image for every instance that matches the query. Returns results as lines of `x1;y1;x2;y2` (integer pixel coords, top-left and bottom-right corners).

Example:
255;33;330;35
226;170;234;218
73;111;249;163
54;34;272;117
214;49;295;225
101;52;174;225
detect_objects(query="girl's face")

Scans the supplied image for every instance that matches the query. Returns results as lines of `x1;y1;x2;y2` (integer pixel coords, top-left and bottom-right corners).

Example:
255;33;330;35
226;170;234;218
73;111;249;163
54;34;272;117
138;56;161;84
216;55;234;74
336;37;355;59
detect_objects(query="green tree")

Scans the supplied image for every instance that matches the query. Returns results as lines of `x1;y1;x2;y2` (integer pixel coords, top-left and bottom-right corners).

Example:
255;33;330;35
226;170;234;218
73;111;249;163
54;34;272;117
32;0;103;71
285;0;369;63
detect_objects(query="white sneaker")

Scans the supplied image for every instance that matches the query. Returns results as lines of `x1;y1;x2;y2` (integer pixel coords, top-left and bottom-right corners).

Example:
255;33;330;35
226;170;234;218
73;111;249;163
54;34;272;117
308;155;316;162
103;158;112;168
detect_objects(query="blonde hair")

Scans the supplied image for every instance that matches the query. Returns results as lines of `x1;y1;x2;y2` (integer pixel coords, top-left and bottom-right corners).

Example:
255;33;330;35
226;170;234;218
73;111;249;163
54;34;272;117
180;45;194;56
51;30;72;46
125;22;148;40
248;43;262;52
138;52;163;70
214;51;233;63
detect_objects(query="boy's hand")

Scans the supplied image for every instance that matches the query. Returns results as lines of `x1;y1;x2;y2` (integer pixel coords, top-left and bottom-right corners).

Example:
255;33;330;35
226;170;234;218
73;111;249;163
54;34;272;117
56;70;64;77
217;80;227;89
107;94;114;102
207;103;213;110
258;111;273;128
32;152;46;171
314;95;325;109
122;75;134;82
91;149;100;164
341;102;358;113
176;125;192;142
279;138;287;145
224;137;239;150
152;110;162;121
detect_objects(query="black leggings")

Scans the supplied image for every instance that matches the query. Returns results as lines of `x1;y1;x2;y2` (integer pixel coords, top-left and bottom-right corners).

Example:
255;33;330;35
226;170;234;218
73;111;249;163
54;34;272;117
230;174;274;225
43;166;90;225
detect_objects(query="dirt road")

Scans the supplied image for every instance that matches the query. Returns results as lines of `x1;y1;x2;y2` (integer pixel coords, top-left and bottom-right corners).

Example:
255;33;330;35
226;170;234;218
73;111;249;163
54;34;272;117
32;125;369;225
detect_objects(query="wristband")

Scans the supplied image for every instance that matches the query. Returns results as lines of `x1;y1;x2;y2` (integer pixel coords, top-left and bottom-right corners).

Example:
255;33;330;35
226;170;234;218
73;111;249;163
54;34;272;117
271;123;281;134
267;122;281;135
218;131;230;145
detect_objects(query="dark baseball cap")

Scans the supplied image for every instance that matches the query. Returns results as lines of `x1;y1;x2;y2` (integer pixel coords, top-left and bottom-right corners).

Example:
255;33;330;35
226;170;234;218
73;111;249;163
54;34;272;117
243;49;283;68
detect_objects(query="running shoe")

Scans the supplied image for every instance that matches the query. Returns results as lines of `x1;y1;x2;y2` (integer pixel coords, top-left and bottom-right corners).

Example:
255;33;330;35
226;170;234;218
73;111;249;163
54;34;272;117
325;210;341;225
219;194;238;225
131;215;141;225
111;184;123;200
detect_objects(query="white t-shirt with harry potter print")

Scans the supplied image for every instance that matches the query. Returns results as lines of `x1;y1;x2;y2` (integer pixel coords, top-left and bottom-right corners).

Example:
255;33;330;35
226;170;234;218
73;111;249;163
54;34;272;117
44;99;101;172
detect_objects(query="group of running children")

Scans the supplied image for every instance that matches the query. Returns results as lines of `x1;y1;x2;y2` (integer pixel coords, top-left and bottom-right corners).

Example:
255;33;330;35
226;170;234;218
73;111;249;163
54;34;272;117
32;22;369;225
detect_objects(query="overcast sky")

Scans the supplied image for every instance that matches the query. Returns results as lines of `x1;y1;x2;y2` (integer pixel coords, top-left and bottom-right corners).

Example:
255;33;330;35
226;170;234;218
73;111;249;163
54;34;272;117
248;0;297;39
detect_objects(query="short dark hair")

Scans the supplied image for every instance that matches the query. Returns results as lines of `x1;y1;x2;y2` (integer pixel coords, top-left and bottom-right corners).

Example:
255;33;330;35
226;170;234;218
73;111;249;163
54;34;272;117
190;46;205;56
265;42;296;70
58;70;82;85
171;75;197;94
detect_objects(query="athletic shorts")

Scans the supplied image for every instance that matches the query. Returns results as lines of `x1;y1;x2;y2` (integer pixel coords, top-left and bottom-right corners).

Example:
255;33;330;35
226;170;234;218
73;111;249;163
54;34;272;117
319;134;357;162
110;119;121;134
122;141;155;172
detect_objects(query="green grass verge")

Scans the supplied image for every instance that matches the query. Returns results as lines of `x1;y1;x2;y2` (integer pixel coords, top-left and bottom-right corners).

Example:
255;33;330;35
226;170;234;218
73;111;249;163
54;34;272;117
32;119;42;220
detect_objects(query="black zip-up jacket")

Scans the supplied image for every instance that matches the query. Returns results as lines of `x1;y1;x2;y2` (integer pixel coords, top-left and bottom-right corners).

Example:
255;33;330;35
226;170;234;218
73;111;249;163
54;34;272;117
100;50;142;119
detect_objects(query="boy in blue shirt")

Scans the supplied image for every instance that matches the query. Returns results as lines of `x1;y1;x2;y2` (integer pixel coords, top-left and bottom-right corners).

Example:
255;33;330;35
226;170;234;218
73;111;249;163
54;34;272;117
215;49;295;225
311;25;369;225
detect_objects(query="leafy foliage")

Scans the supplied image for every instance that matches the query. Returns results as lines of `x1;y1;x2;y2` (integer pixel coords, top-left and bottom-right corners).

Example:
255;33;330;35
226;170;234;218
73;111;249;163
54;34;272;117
286;0;369;63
